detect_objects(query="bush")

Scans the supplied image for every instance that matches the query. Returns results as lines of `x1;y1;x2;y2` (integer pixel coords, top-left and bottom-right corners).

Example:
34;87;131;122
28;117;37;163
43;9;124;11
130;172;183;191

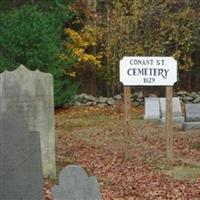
0;3;78;107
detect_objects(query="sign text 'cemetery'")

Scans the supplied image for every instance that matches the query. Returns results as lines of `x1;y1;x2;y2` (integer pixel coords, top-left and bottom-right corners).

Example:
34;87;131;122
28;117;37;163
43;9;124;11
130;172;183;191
120;56;177;86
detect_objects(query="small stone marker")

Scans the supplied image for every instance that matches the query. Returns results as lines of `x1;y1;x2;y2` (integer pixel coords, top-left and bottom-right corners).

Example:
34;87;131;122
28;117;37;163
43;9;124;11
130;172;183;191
185;104;200;122
182;104;200;130
160;97;184;123
0;65;56;177
182;121;200;130
52;165;102;200
0;113;44;200
144;97;160;120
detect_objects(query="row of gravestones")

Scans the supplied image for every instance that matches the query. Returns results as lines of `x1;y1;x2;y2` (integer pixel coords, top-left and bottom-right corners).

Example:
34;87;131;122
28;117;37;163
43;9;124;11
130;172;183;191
144;97;200;130
0;65;101;200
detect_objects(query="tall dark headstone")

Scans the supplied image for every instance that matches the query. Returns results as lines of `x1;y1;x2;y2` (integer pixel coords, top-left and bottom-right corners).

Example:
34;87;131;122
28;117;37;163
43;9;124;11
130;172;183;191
52;165;102;200
182;104;200;130
0;113;44;200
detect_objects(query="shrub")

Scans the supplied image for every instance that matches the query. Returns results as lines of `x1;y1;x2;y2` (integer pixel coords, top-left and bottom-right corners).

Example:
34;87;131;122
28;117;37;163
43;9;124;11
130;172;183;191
0;3;78;106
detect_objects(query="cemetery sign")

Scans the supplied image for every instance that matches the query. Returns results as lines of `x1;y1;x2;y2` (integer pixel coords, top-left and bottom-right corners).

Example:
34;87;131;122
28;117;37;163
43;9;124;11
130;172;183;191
120;56;177;86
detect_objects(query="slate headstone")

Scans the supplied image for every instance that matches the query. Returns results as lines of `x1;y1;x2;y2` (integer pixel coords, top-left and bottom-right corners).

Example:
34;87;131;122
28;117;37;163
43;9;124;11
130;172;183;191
185;104;200;122
182;121;200;130
159;97;184;123
0;113;44;200
144;97;160;120
182;104;200;130
0;65;56;177
52;165;102;200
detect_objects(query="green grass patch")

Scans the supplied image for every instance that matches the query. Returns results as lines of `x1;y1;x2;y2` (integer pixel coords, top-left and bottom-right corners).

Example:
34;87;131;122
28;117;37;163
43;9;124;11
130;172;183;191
149;158;173;171
189;142;200;150
166;166;200;181
63;115;117;132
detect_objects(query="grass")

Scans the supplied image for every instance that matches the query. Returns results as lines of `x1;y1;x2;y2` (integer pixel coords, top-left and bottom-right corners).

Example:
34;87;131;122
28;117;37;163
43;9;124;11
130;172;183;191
149;158;200;181
149;158;173;171
166;165;200;181
60;114;117;132
189;141;200;150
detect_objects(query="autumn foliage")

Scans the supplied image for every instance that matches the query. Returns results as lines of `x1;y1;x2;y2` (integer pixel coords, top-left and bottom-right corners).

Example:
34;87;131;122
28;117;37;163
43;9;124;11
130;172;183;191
1;0;200;100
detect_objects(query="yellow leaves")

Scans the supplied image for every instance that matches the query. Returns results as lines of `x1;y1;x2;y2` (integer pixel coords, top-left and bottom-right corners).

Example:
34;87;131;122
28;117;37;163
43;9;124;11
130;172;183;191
64;27;97;48
59;53;69;61
65;71;76;78
74;48;84;56
64;27;101;67
173;50;181;60
64;28;83;45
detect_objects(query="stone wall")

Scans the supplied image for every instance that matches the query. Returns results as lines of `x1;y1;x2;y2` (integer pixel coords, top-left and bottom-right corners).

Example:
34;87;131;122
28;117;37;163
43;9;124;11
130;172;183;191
66;91;200;107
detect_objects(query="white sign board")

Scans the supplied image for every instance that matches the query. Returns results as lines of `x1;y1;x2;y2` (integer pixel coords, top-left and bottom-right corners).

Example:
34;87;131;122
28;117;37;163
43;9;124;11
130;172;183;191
120;56;177;86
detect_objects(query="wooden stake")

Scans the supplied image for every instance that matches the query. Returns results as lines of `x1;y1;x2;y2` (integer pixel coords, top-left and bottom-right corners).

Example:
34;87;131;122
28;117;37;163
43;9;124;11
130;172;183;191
166;86;173;161
124;86;131;160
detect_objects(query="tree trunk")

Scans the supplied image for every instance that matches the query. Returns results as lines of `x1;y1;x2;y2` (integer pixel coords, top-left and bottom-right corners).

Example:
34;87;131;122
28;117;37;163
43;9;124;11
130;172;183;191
187;71;192;91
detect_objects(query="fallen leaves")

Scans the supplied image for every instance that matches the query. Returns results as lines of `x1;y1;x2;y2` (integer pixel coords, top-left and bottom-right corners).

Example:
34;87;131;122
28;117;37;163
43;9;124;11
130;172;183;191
45;106;200;200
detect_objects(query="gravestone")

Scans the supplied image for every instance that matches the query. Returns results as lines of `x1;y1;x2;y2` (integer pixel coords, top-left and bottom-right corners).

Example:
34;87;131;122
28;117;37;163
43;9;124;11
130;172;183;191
0;113;44;200
52;165;102;200
144;97;160;120
182;104;200;130
159;97;184;123
185;104;200;122
0;65;56;177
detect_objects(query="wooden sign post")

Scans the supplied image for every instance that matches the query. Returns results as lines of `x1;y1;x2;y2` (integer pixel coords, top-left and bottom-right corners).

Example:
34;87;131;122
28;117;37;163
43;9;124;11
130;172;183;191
166;86;173;160
120;56;177;161
124;86;131;159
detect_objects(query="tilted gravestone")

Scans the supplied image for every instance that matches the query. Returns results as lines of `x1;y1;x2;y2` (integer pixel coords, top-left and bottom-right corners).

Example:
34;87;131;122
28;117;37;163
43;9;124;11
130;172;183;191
182;104;200;130
0;113;44;200
0;65;56;177
159;97;184;123
52;165;102;200
144;97;160;120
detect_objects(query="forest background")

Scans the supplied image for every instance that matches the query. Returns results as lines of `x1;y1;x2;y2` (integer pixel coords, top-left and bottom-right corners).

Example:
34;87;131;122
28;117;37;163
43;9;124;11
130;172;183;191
1;0;200;107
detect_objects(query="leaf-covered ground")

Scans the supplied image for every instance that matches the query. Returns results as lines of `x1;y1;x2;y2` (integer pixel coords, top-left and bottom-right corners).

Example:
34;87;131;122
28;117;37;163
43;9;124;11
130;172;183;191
45;105;200;199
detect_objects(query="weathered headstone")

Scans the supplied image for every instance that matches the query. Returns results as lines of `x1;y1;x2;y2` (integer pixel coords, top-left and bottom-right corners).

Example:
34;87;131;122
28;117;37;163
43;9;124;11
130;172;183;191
144;97;160;120
160;97;184;123
182;104;200;130
185;104;200;122
182;121;200;130
0;113;44;200
0;65;56;177
52;165;102;200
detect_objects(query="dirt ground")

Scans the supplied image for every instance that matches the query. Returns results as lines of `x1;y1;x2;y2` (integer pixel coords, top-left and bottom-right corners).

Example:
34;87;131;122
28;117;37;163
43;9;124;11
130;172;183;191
45;105;200;200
